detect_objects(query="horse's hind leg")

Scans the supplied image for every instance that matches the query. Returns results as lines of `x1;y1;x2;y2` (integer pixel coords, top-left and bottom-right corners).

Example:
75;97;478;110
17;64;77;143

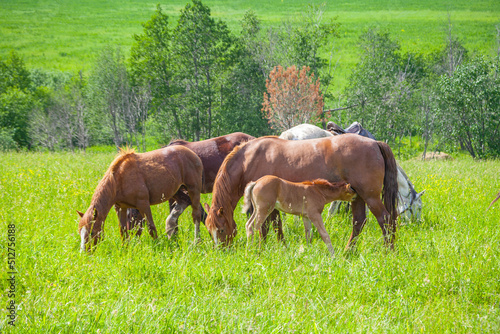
126;208;145;237
251;206;274;243
365;197;395;249
185;186;202;242
345;196;367;251
245;206;258;242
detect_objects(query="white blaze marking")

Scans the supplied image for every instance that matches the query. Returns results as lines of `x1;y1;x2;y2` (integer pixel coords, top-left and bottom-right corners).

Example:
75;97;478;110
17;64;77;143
212;230;219;245
80;227;88;252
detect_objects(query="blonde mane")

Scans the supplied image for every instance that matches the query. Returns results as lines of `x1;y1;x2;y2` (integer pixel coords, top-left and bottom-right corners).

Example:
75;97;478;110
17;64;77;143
83;148;137;226
302;179;347;188
211;143;246;210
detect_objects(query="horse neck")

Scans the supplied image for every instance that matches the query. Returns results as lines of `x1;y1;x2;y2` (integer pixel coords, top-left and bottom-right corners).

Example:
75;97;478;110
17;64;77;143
314;184;343;204
212;156;245;213
86;173;117;227
398;167;417;196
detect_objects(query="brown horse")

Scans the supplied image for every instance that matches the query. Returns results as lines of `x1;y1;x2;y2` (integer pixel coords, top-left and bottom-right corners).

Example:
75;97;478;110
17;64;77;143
126;132;255;237
77;146;203;251
243;176;356;255
205;134;399;250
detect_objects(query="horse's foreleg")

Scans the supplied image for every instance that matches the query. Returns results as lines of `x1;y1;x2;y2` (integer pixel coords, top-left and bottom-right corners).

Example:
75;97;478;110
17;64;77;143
260;210;283;241
137;204;158;239
327;201;341;219
186;187;202;242
346;196;367;251
115;205;129;240
307;213;335;257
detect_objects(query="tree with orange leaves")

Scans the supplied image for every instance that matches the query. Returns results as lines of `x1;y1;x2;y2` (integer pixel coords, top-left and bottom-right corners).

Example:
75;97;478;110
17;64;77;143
262;65;324;132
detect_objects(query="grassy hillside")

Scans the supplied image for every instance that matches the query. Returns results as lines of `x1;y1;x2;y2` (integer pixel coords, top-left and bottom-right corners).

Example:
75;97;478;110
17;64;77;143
0;151;499;332
1;0;499;91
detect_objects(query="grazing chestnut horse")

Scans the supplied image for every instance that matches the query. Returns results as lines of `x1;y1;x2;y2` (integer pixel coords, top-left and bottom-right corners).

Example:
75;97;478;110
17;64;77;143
77;146;203;251
205;134;399;250
126;132;255;237
243;176;356;255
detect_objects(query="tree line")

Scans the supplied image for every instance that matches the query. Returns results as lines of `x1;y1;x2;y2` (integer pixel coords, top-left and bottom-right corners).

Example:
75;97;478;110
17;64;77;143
0;1;499;158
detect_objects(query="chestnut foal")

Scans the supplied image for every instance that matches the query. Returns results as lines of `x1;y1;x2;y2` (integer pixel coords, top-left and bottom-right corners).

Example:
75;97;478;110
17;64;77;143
243;176;356;256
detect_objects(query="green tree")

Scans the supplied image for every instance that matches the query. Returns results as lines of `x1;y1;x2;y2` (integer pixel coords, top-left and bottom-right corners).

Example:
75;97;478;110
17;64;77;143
344;29;425;144
173;0;234;141
436;56;500;158
0;51;32;148
240;5;339;82
0;87;31;148
87;47;131;149
130;4;176;143
0;51;31;95
216;10;270;137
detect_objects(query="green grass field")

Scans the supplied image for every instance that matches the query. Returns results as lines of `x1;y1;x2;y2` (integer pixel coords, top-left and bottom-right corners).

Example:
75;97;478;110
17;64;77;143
1;151;499;332
1;0;499;91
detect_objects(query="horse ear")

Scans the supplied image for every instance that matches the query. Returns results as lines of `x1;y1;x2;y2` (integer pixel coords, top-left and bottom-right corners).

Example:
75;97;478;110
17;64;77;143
92;208;98;220
416;190;426;199
76;210;84;218
203;203;210;212
217;207;224;216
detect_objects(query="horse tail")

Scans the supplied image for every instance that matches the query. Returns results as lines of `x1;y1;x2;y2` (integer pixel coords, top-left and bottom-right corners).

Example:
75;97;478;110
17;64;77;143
377;141;398;223
242;181;256;214
488;192;500;210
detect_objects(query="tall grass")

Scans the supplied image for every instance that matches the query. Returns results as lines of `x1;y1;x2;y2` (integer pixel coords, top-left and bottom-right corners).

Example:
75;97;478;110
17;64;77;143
0;151;499;332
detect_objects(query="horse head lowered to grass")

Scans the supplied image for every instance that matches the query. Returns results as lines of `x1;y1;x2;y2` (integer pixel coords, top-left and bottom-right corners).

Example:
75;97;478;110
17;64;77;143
77;146;203;251
205;134;399;250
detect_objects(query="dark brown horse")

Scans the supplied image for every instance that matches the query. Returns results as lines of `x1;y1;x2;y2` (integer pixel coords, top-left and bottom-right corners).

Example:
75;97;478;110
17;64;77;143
77;146;203;251
127;132;255;237
205;134;399;250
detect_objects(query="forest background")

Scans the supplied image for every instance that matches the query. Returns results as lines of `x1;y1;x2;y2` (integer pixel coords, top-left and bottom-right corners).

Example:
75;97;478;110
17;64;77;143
1;0;499;159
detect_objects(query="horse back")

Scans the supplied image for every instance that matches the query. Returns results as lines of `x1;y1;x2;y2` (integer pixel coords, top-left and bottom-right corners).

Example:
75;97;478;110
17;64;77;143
129;146;203;202
170;132;255;192
240;134;385;193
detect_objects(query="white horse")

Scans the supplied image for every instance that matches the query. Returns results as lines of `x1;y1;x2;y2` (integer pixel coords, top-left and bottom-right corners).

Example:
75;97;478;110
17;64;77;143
279;124;333;140
280;123;425;221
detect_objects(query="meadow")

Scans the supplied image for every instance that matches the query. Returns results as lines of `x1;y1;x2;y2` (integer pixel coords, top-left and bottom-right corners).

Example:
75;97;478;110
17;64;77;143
0;150;499;332
1;0;499;91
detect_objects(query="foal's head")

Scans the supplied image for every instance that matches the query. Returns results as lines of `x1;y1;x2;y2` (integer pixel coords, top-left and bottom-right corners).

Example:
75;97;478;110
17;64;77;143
310;179;356;201
77;207;105;252
331;182;356;201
